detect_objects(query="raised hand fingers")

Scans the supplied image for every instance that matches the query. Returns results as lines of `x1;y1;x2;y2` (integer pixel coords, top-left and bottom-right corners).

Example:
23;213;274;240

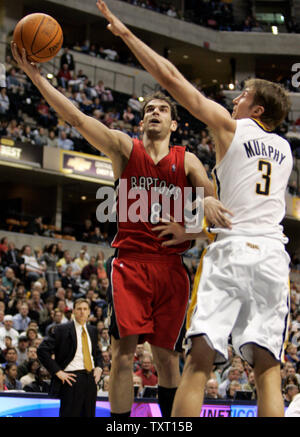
11;42;22;63
96;0;110;17
11;43;30;67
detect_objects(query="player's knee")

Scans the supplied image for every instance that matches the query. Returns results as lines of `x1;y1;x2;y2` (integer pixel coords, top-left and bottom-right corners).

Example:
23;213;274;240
112;351;134;373
183;351;213;379
155;353;178;376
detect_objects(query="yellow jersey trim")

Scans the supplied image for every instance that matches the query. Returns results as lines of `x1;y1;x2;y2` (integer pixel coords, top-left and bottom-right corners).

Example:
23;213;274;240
186;248;207;331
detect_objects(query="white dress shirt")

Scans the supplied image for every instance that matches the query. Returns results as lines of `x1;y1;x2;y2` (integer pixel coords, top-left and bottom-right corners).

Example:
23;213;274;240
64;320;94;371
285;393;300;417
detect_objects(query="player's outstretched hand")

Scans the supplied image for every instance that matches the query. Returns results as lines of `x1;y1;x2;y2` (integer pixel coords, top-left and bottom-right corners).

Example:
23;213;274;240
96;1;129;37
204;196;233;229
10;42;39;79
153;216;188;247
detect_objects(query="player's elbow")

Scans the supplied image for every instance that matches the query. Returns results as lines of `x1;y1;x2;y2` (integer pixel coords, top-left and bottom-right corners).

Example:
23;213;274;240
67;111;85;128
161;71;180;92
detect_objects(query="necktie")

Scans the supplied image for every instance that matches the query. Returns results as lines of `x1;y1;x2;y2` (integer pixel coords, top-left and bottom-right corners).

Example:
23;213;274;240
81;327;93;372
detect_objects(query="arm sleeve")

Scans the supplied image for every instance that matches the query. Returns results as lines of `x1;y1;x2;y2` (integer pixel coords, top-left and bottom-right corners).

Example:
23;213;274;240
37;330;61;376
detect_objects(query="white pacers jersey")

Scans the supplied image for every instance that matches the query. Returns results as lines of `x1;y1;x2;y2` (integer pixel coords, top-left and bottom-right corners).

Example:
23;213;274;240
211;118;293;243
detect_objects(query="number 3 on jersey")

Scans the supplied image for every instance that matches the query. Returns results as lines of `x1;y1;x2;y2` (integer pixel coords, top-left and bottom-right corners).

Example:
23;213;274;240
256;160;272;196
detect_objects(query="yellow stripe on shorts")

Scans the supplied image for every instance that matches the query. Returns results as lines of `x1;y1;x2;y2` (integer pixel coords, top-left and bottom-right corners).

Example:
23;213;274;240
186;247;207;331
202;216;216;243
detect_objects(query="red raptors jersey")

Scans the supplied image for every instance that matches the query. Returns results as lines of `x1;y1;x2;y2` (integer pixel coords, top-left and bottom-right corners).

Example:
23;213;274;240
112;139;192;255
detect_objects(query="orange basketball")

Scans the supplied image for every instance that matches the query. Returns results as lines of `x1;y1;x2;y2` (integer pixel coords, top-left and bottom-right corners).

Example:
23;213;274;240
13;13;63;63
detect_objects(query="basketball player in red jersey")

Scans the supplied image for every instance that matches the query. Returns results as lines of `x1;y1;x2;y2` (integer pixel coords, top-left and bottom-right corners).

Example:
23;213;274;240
11;43;232;417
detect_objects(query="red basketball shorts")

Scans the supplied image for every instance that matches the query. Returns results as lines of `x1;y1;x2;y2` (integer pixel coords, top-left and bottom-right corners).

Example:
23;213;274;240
106;250;190;352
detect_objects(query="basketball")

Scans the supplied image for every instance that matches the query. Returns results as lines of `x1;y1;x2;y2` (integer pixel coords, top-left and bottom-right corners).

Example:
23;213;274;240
13;13;63;63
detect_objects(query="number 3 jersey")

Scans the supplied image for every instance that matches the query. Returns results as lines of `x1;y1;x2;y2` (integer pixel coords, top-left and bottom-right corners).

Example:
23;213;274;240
211;118;293;242
111;138;192;255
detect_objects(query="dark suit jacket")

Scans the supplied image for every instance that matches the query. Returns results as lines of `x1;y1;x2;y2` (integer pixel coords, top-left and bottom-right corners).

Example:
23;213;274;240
37;321;102;395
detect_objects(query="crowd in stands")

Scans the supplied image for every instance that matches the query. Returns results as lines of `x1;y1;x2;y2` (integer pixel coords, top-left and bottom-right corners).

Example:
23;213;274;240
0;234;299;404
118;0;300;33
118;0;237;31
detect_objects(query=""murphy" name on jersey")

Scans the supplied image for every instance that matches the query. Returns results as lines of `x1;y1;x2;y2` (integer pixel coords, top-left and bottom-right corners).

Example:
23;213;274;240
243;140;286;164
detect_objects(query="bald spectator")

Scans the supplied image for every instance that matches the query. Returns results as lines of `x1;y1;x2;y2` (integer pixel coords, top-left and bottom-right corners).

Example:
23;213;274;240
284;384;299;403
205;379;222;399
0;315;19;349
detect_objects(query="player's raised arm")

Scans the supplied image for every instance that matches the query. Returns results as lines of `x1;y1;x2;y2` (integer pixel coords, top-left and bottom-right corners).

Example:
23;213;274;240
96;1;236;141
11;42;132;163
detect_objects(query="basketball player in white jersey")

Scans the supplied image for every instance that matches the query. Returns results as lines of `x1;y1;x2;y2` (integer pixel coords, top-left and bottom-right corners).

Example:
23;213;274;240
96;1;293;417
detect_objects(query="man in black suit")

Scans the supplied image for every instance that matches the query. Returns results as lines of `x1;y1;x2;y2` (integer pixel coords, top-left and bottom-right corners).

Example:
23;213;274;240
60;47;75;72
37;298;102;417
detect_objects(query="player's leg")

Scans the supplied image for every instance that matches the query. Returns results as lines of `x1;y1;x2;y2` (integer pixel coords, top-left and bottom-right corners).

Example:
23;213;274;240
252;345;284;417
171;336;216;417
151;345;180;417
109;334;139;416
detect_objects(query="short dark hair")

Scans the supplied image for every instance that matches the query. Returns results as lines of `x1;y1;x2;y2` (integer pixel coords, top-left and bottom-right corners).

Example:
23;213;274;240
141;91;178;121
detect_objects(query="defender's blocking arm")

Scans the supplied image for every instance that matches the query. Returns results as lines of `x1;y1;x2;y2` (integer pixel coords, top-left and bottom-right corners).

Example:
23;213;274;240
96;0;236;156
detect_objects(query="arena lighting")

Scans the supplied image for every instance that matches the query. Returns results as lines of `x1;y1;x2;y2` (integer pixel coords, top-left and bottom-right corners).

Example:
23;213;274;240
183;55;189;59
216;58;222;63
138;96;144;102
228;83;235;90
81;196;87;200
46;73;54;79
272;26;278;35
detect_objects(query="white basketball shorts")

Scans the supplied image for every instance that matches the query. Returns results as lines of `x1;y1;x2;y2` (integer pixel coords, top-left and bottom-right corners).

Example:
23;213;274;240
186;236;290;366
